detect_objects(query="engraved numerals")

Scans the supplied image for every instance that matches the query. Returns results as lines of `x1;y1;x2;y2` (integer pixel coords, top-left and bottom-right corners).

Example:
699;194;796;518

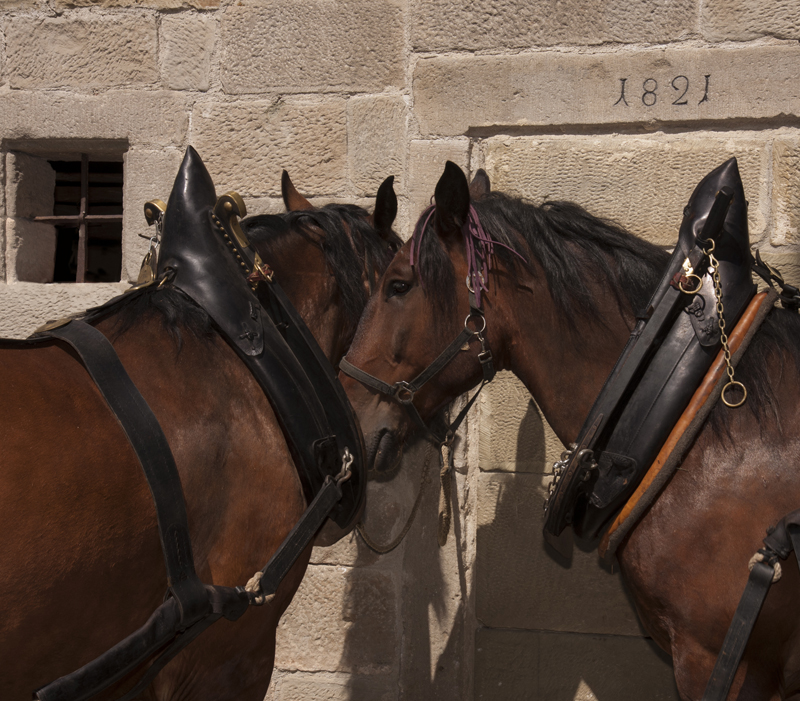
614;75;710;107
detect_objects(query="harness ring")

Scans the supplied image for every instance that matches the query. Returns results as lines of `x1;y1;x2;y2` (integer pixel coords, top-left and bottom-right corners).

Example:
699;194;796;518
393;380;415;404
721;380;747;408
464;312;486;334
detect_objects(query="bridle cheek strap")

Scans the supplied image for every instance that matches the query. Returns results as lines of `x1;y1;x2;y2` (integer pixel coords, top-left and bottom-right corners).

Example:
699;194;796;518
339;306;496;447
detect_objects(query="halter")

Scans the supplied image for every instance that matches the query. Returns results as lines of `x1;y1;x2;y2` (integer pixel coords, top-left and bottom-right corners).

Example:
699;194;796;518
339;205;514;448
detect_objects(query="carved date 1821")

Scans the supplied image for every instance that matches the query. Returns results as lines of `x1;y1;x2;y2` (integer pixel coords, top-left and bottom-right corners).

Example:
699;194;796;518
614;75;710;107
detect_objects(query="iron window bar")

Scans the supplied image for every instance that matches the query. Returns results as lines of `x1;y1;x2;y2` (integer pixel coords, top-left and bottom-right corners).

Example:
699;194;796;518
33;154;123;283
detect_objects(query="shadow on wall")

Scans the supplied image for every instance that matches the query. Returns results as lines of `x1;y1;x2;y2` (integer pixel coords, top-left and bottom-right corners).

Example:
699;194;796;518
337;436;474;701
474;399;680;701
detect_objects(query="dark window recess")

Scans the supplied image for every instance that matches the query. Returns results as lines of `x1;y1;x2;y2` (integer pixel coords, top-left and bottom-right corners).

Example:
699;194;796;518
36;155;123;283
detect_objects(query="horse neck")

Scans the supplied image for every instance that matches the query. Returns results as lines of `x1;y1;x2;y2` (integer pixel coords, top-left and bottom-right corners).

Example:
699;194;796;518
499;270;635;446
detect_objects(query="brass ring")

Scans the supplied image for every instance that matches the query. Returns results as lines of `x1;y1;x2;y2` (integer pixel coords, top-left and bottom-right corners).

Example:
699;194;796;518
679;274;703;295
464;312;486;334
701;238;716;254
721;381;747;408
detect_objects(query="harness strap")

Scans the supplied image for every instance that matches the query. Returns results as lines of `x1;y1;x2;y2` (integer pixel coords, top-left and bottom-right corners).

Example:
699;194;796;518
46;320;209;626
701;561;776;701
700;508;800;701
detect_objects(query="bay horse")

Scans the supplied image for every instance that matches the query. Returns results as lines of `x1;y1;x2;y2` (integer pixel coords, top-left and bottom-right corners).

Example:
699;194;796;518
339;161;800;700
0;152;399;700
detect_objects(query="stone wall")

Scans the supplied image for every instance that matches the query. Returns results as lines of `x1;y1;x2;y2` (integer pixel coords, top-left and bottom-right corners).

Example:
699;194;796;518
2;0;800;699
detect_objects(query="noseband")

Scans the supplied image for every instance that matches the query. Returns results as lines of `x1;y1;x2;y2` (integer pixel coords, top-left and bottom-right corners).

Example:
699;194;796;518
339;286;496;447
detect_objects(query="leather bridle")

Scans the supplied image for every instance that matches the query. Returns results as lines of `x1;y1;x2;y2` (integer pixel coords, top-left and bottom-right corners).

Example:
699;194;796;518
339;286;496;448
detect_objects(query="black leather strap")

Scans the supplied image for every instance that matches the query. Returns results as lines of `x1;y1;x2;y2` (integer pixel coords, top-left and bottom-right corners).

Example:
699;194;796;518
46;320;209;626
701;560;776;701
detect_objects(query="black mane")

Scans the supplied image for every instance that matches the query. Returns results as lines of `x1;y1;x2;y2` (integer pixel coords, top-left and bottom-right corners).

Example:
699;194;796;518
414;191;670;324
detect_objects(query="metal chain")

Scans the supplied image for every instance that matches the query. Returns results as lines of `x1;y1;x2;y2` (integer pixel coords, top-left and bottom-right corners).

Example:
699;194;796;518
707;245;747;408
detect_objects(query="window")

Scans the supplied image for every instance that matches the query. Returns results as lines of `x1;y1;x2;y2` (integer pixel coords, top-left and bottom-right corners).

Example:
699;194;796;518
34;155;124;283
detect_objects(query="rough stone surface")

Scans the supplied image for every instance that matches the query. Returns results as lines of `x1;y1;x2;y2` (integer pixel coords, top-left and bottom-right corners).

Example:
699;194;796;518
160;14;215;92
5;219;56;283
483;136;768;246
474;628;679;700
413;46;800;137
0;282;128;337
479;371;564;472
191;99;347;197
702;0;800;41
398;441;473;701
411;0;694;51
55;0;218;7
121;148;185;282
0;91;189;147
0;0;38;9
6;16;158;89
220;0;404;94
407;139;470;231
477;472;644;635
348;95;406;196
266;671;396;701
772;139;800;246
274;564;397;673
5;152;55;219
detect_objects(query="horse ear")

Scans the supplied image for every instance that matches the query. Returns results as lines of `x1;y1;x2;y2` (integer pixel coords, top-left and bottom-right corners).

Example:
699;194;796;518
282;170;314;211
469;169;491;200
434;161;470;240
373;175;398;237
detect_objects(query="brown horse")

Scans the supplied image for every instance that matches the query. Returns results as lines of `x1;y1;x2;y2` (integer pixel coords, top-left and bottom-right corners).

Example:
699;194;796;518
340;161;800;700
0;159;399;699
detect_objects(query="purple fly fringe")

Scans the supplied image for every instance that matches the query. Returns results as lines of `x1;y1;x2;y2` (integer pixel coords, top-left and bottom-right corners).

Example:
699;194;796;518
409;204;526;308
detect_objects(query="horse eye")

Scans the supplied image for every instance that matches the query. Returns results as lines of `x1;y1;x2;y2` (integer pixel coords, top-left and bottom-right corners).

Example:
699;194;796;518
387;280;411;298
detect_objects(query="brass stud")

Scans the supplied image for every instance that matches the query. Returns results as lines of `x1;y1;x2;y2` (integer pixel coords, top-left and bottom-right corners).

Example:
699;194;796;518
224;201;233;212
145;208;153;219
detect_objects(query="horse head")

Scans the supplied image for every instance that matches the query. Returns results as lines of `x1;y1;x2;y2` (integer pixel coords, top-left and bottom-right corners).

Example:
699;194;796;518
243;172;400;364
339;161;513;474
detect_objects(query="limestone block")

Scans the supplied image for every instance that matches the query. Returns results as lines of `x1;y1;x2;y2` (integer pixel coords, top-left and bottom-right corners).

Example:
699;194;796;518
160;14;215;91
6;219;56;283
479;371;564;472
408;140;470;233
483;136;768;246
0;0;38;9
477;472;644;635
0;91;189;147
773;139;800;246
274;564;397;673
219;0;404;94
411;0;693;51
348;95;406;197
267;671;396;701
702;0;800;40
121;148;184;282
0;281;129;337
398;444;473;701
6;15;158;89
474;628;679;700
413;46;800;136
5;152;55;219
55;0;217;8
191;99;347;197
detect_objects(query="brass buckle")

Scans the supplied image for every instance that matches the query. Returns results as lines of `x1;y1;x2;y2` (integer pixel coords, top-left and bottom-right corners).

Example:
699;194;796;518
393;381;415;404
